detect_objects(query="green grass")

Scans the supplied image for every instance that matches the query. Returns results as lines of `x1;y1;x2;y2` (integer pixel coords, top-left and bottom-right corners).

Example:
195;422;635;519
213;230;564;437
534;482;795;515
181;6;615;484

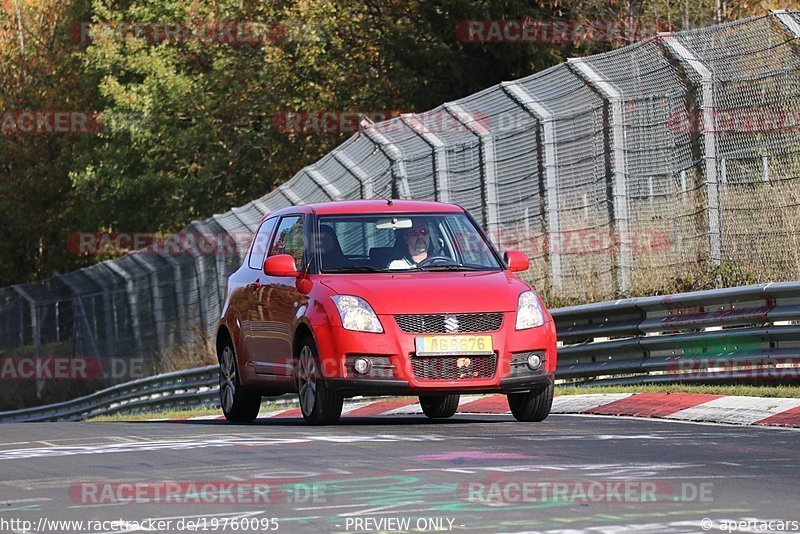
86;403;290;422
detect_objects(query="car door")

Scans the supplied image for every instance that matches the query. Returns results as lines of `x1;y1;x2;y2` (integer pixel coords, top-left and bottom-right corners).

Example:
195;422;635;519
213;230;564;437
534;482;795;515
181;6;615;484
253;214;308;376
241;217;278;368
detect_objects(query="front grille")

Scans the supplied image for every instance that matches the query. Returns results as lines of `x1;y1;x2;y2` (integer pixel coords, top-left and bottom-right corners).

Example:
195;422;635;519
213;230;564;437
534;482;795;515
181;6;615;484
394;313;503;333
411;355;496;381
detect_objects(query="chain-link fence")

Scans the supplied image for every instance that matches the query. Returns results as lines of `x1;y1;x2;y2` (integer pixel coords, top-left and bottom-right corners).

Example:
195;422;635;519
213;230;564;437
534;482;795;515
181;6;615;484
2;12;800;407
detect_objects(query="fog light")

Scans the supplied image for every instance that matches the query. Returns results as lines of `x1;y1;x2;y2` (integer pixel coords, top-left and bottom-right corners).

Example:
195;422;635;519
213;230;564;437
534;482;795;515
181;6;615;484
526;353;542;370
354;357;372;374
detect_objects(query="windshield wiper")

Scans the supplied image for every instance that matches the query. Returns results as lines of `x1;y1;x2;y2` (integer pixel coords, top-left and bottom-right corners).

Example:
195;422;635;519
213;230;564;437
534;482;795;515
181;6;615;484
323;265;390;273
418;264;483;271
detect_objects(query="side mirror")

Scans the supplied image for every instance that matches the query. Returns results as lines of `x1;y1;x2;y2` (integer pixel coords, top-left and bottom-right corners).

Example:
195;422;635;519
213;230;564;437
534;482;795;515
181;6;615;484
263;254;299;277
503;250;530;272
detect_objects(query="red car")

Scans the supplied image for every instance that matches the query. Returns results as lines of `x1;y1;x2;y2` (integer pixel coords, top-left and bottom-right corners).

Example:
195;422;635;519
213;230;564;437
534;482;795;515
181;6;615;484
216;200;557;424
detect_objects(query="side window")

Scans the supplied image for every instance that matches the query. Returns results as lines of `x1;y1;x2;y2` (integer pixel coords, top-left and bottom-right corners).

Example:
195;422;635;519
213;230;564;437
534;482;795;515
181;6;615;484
247;217;278;270
269;216;305;268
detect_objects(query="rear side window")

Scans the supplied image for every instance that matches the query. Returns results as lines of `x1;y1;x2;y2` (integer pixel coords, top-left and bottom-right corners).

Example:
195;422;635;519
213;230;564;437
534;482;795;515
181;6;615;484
269;216;305;268
247;218;278;270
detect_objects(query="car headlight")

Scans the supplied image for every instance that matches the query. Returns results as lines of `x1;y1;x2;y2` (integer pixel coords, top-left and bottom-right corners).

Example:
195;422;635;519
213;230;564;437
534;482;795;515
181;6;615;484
332;295;383;333
516;290;545;330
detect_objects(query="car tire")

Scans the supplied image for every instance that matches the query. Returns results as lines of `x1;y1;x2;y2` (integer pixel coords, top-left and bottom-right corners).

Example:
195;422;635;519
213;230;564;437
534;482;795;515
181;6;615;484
419;394;460;418
296;337;343;425
218;338;261;423
507;382;554;422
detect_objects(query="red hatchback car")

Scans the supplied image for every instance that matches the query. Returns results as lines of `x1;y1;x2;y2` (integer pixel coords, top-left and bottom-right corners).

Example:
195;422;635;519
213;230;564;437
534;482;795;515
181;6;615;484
216;200;557;424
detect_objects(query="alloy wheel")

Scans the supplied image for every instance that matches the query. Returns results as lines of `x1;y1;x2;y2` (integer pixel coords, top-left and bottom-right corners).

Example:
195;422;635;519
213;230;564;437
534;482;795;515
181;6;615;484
298;345;317;416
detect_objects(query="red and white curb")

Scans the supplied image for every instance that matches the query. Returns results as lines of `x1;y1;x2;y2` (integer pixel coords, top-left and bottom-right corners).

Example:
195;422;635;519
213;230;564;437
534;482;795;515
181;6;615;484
158;393;800;427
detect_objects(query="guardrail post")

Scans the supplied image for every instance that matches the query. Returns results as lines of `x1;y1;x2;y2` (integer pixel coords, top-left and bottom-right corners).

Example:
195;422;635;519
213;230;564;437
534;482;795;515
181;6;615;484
659;34;723;267
360;118;412;199
12;285;43;398
333;144;374;199
500;81;563;294
306;165;344;201
442;103;499;235
568;58;632;294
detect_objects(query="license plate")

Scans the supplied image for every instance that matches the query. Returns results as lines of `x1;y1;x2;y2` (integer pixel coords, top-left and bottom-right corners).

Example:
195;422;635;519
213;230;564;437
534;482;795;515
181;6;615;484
414;335;494;356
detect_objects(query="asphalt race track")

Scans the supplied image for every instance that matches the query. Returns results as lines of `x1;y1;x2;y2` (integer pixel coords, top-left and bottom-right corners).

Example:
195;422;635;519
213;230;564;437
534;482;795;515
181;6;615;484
1;414;799;534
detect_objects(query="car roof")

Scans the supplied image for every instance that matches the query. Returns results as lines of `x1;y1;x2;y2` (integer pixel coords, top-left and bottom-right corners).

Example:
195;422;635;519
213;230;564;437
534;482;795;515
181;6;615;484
261;199;464;220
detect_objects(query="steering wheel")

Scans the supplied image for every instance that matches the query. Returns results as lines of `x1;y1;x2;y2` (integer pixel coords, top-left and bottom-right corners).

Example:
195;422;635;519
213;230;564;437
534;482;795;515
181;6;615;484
418;255;456;267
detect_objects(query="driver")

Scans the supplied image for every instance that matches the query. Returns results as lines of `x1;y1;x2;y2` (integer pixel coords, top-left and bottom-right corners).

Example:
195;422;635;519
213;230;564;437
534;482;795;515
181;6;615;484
388;220;430;269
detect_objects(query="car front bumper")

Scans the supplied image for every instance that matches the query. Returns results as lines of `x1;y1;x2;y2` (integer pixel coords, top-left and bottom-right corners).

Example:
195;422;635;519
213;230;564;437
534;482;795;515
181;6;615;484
326;372;554;396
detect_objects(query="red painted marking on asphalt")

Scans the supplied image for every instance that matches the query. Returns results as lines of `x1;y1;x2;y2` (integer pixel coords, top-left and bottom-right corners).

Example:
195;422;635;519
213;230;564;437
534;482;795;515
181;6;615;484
754;405;800;427
343;399;418;417
457;395;509;413
272;408;303;418
584;393;724;417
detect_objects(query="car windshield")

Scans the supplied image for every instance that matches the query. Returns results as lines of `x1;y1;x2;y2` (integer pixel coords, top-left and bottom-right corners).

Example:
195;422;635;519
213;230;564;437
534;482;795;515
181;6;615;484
315;213;503;273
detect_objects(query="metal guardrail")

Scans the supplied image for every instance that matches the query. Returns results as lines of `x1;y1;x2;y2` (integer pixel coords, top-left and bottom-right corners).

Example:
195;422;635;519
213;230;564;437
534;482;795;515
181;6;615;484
2;282;798;422
0;366;222;423
553;281;800;384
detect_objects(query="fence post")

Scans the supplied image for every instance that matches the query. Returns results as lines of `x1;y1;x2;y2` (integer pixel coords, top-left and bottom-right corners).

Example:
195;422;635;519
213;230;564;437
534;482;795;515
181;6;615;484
442;103;499;235
568;58;632;294
773;9;800;37
82;268;117;361
501;81;563;294
401;114;449;203
659;34;722;267
361;118;411;199
279;183;304;206
12;285;42;398
306;166;344;201
161;255;187;346
105;261;144;355
53;274;101;360
128;255;168;356
333;146;374;199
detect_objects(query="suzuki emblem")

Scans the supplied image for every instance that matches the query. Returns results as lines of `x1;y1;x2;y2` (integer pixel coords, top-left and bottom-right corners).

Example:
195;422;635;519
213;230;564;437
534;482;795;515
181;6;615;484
444;314;459;333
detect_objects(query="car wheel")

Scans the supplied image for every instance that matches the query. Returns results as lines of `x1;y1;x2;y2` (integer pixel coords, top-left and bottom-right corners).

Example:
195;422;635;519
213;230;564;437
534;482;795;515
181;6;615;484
296;337;343;425
419;394;460;418
507;382;554;422
219;339;261;423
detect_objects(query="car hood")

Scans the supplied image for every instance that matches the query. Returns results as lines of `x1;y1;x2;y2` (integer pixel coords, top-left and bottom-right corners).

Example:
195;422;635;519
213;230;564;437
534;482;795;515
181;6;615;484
318;271;530;314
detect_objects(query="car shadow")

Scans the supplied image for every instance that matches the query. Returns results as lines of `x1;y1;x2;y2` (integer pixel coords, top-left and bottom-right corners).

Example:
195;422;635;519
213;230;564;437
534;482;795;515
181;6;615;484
138;414;516;426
